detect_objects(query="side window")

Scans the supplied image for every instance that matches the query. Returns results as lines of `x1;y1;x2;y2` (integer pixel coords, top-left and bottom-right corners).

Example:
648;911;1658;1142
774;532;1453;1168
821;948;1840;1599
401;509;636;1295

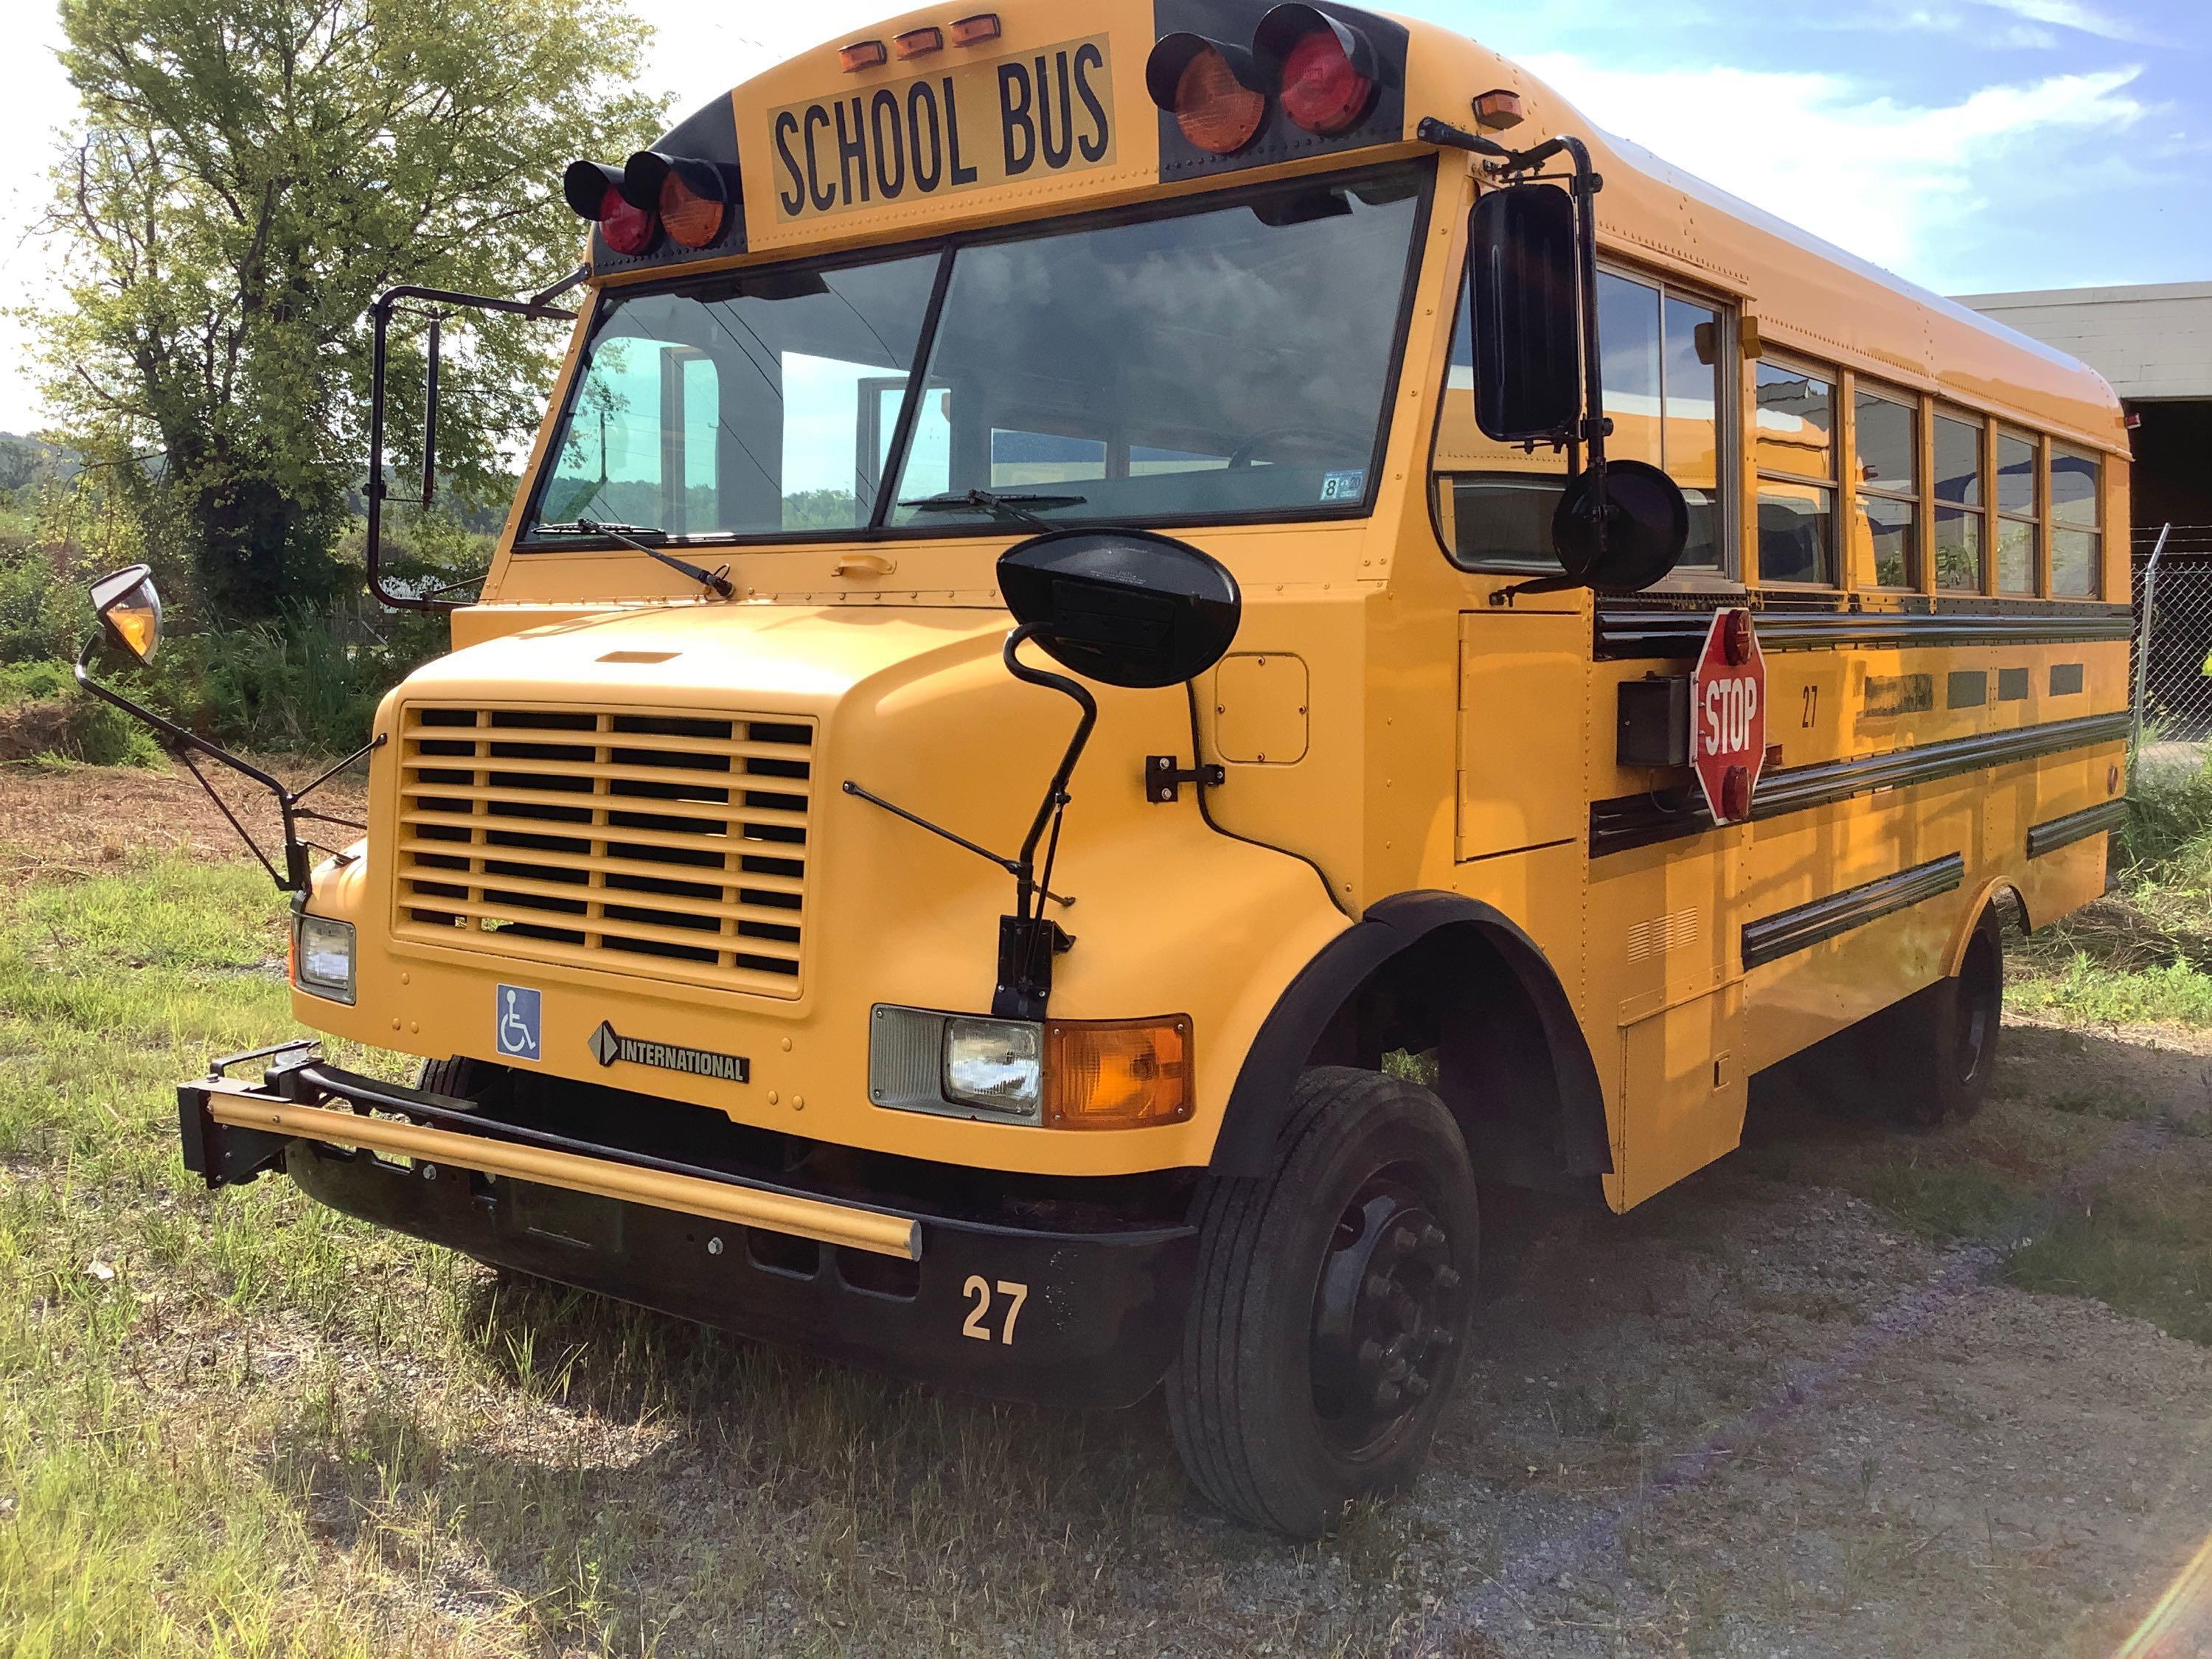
1995;428;2041;594
1931;408;1986;592
1753;359;1837;585
1852;386;1919;589
2049;444;2102;597
1430;296;1570;567
1429;265;1732;572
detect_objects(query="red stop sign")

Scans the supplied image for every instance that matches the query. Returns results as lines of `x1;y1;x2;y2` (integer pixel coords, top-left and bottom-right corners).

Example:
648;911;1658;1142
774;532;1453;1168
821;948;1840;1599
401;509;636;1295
1689;608;1767;824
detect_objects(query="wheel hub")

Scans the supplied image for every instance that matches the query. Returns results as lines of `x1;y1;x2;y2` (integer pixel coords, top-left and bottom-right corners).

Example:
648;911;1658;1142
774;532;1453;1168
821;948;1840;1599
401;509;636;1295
1309;1175;1464;1454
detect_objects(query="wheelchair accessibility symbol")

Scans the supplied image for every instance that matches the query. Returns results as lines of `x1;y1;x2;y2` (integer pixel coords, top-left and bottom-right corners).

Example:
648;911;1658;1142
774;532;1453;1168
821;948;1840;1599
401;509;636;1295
495;984;541;1060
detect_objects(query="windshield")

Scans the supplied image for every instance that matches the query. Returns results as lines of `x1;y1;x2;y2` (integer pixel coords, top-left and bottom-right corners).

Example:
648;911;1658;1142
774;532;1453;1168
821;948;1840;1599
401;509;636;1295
520;161;1429;546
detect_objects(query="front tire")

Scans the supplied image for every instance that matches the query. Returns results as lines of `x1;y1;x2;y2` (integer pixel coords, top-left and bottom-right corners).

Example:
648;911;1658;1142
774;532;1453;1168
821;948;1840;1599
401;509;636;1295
1166;1067;1478;1537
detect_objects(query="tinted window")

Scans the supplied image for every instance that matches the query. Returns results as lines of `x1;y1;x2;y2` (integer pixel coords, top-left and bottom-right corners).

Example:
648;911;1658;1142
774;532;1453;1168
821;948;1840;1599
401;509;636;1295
529;255;939;538
1755;364;1834;481
1758;481;1832;585
1996;430;2038;516
2051;445;2101;526
888;169;1425;527
1855;392;1916;493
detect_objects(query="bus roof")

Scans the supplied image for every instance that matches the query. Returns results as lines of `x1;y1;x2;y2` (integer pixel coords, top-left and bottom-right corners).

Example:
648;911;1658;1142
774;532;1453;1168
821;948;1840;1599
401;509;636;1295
605;0;2124;454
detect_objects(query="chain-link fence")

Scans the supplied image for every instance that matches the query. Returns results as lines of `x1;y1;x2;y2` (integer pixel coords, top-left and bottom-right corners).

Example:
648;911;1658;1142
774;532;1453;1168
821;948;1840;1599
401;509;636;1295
2132;525;2212;744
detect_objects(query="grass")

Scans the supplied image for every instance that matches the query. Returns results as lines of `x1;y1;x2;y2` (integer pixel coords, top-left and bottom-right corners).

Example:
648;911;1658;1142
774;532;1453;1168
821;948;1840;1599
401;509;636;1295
2010;753;2212;1026
0;851;1472;1656
2008;1162;2212;1346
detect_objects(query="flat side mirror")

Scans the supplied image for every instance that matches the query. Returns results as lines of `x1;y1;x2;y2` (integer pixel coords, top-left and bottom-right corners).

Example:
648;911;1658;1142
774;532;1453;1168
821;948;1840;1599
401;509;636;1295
1552;460;1689;592
998;530;1241;689
1470;183;1580;444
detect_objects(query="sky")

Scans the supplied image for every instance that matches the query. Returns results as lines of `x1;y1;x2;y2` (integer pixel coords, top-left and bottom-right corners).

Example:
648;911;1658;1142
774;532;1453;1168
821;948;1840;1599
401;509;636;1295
0;0;2203;434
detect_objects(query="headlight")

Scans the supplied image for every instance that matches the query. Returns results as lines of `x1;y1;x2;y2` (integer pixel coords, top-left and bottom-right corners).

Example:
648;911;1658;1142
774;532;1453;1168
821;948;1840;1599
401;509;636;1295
293;914;356;1004
944;1018;1042;1115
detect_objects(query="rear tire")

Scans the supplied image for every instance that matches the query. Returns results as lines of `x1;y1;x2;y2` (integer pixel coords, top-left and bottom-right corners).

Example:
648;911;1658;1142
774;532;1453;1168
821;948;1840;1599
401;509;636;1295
1166;1067;1478;1537
1877;906;2005;1129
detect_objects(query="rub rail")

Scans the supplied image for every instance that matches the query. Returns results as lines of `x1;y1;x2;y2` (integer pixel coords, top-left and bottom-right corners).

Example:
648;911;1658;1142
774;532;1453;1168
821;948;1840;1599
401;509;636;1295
200;1083;922;1260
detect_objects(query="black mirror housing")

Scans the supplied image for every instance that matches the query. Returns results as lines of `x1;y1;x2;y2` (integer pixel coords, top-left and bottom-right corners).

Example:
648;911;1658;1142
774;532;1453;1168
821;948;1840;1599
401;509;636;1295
1552;459;1690;591
1469;183;1581;444
998;530;1242;689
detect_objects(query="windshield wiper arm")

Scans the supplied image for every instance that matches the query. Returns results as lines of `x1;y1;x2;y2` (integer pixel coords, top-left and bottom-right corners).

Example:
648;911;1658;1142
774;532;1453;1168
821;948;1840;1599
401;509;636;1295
899;489;1088;529
535;518;736;599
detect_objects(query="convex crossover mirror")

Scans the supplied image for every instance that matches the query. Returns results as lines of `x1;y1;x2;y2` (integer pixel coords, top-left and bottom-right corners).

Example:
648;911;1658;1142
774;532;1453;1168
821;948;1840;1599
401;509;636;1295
1554;460;1689;592
998;530;1242;689
90;563;163;664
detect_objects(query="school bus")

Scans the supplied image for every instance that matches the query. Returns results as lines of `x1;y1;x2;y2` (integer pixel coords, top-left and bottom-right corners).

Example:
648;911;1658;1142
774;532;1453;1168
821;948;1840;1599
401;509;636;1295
78;0;2132;1537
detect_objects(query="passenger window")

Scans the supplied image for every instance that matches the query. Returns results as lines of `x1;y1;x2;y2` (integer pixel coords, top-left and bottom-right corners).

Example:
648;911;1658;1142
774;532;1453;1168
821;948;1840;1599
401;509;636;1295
1430;299;1569;566
1852;388;1919;589
1754;360;1837;584
1931;409;1985;592
1430;268;1731;572
1995;428;2040;594
992;429;1109;487
2050;443;2102;597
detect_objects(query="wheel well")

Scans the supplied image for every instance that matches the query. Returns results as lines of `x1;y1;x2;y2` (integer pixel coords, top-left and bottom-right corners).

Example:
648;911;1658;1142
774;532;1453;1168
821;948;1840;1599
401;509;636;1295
1211;895;1609;1197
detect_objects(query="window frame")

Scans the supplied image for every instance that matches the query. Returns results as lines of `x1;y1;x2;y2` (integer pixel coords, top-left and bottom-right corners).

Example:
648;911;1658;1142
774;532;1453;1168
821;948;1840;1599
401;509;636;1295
1750;351;1842;588
1992;422;2044;597
1928;402;1989;596
2048;439;2104;599
1426;254;1742;584
1849;380;1922;592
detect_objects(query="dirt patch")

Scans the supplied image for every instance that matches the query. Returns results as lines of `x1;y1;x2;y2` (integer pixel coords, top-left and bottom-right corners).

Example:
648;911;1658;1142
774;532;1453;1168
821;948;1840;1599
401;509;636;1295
0;701;74;764
0;754;367;888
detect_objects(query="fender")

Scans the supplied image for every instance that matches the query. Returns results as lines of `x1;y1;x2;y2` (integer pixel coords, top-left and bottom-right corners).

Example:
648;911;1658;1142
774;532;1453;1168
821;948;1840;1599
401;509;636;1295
1950;878;2028;973
1209;891;1610;1182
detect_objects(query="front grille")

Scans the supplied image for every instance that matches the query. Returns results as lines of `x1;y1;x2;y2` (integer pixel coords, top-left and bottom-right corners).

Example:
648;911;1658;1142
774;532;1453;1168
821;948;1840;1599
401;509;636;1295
393;703;815;996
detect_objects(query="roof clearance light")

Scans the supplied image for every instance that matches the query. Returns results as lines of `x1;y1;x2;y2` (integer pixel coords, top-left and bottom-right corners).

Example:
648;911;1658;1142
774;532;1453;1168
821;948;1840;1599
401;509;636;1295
839;38;888;72
561;159;658;256
1144;34;1267;155
894;26;944;58
1253;4;1378;136
948;13;1001;46
1473;87;1525;131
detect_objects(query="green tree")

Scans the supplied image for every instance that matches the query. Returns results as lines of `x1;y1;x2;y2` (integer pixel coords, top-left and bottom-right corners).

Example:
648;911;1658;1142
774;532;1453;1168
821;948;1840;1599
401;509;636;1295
29;0;664;616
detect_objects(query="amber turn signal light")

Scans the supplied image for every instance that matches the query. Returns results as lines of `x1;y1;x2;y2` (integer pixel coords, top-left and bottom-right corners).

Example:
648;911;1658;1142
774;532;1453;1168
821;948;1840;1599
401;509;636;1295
1046;1018;1194;1130
839;39;888;72
949;14;1001;46
894;27;944;58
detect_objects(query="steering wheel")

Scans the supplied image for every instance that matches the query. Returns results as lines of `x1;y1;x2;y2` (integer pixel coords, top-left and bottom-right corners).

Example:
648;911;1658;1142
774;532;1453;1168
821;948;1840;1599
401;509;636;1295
1226;424;1369;470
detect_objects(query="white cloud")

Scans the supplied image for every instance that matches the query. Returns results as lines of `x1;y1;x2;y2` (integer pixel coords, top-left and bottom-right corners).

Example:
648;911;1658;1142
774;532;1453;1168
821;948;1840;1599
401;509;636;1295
1522;54;2147;289
1977;0;2151;42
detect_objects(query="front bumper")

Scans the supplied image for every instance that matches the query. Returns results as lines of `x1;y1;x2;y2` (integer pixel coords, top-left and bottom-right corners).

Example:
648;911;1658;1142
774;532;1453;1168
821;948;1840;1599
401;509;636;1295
178;1048;1196;1408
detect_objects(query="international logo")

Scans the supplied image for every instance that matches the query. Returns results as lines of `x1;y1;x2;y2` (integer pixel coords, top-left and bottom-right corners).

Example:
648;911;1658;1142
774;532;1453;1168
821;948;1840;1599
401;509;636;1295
586;1020;749;1083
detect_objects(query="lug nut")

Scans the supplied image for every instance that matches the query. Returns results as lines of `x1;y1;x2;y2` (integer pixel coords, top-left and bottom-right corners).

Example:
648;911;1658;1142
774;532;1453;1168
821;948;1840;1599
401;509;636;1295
1389;1227;1418;1255
1364;1273;1393;1300
1420;1225;1446;1250
1435;1266;1463;1292
1357;1338;1382;1368
1406;1374;1431;1398
1374;1380;1402;1411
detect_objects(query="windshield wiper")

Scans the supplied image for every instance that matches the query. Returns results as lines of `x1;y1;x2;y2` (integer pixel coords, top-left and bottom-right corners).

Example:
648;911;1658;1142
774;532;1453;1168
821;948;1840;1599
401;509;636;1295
535;519;736;599
899;489;1088;529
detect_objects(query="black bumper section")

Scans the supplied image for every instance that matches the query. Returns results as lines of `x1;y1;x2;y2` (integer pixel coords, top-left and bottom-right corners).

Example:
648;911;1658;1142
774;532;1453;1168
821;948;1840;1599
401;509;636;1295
178;1062;1197;1411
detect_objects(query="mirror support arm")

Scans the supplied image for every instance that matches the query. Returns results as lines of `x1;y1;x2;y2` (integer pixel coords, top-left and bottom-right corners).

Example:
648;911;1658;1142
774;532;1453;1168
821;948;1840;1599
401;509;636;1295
366;281;580;613
72;636;384;894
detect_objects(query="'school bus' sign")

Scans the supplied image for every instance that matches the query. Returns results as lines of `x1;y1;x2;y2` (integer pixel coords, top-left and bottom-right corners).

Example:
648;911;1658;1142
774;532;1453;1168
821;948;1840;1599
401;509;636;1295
769;36;1117;222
